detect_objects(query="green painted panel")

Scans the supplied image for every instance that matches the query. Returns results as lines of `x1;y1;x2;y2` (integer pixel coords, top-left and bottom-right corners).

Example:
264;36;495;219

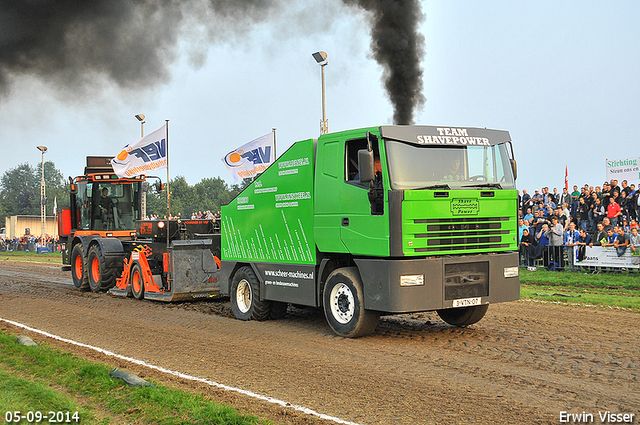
221;139;316;264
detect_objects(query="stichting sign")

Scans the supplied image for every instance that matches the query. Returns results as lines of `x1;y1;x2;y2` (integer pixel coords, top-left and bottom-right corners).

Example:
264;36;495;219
606;156;639;182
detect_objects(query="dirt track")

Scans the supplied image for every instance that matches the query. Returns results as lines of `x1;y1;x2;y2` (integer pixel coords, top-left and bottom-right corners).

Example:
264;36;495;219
0;260;638;425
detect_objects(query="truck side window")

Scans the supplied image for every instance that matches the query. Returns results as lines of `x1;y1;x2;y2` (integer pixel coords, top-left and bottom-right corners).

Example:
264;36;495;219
345;138;381;185
345;138;384;215
345;139;368;182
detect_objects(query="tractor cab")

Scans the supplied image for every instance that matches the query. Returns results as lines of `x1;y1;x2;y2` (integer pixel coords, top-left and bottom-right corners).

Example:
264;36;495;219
75;177;142;232
68;156;145;235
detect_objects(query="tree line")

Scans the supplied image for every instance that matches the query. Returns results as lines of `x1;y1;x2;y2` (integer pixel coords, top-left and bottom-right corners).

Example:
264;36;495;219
0;161;248;225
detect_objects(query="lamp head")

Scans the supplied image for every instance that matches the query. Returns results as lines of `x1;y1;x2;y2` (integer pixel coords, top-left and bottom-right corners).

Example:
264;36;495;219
36;145;48;153
312;51;328;66
135;114;146;123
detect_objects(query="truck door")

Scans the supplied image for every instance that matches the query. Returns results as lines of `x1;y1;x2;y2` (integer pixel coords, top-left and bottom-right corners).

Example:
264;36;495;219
315;134;390;257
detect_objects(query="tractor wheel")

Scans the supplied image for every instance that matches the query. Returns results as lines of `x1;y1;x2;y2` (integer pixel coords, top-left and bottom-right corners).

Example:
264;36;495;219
70;244;89;291
269;302;288;320
130;262;145;300
230;266;270;321
437;304;489;326
323;267;379;338
87;244;120;292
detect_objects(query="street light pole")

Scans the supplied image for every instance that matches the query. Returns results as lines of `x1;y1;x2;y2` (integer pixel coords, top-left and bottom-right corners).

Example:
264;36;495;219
312;51;329;135
135;114;145;138
135;114;147;218
36;146;48;245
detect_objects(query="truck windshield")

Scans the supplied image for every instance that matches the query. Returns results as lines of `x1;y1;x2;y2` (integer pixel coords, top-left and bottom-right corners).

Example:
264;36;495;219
385;140;516;190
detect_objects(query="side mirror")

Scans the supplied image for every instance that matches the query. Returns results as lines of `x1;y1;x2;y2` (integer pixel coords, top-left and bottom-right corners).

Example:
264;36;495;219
358;149;375;183
154;181;164;192
141;181;149;193
510;159;517;180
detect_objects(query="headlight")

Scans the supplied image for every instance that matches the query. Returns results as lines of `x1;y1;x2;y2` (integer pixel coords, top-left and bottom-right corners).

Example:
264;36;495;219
503;266;519;278
400;274;424;286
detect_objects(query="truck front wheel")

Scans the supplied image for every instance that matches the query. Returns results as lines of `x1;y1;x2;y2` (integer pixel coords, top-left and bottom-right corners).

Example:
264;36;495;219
230;266;270;321
437;304;489;326
323;267;379;338
70;244;89;291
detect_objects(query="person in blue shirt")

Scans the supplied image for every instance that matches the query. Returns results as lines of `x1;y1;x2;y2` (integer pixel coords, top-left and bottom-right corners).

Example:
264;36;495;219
602;228;618;248
523;208;534;223
518;218;529;243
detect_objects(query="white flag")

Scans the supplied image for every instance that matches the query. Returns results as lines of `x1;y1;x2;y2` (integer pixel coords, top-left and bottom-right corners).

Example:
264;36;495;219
222;132;274;181
53;196;57;217
111;124;167;178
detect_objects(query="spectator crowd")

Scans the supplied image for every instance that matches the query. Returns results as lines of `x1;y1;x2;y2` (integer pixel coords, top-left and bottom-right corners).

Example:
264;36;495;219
1;235;61;253
518;179;640;271
142;210;221;221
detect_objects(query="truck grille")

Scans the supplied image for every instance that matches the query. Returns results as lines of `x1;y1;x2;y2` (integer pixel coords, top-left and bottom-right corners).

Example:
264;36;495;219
411;217;512;253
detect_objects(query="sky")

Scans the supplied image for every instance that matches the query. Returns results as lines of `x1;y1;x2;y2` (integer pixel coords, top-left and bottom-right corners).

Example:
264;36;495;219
1;0;639;194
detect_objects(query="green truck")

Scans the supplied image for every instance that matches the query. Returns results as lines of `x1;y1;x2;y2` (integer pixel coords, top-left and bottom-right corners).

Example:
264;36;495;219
63;124;519;338
220;125;520;337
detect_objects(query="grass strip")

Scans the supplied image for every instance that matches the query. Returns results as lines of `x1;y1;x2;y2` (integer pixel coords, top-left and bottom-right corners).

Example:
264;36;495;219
0;330;270;425
520;268;640;290
0;366;91;422
520;269;640;311
0;251;62;264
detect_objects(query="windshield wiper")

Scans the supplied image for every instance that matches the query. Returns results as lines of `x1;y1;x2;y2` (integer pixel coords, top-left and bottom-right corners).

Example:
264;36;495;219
415;184;451;190
464;183;503;189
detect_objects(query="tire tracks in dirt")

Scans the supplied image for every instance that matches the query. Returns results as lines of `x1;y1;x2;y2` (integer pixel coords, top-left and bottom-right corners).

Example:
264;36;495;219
0;260;638;425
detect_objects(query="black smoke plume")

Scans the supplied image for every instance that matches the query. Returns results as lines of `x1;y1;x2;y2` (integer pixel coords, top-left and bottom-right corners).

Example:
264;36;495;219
342;0;426;125
0;0;425;124
0;0;278;95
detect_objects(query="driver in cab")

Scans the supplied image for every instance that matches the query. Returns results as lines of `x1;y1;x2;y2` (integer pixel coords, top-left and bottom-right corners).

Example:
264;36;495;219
99;187;110;211
98;187;111;224
443;157;463;181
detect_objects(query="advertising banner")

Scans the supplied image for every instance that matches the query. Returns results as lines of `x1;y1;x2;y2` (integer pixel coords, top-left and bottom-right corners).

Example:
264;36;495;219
574;245;640;269
111;124;167;178
222;132;275;181
605;157;639;183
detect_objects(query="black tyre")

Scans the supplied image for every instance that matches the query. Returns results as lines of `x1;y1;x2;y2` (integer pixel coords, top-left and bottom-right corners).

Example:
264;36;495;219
230;266;270;321
323;267;379;338
70;244;89;291
87;244;120;292
130;262;145;300
437;304;489;326
269;302;288;320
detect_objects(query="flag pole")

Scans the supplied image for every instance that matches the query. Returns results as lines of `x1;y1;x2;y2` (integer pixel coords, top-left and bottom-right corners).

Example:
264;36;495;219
166;120;170;219
272;127;277;159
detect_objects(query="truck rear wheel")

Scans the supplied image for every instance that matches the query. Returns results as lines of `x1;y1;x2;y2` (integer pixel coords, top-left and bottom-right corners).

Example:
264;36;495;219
87;244;119;292
230;266;270;321
70;244;89;291
437;304;489;326
130;262;145;300
323;267;379;338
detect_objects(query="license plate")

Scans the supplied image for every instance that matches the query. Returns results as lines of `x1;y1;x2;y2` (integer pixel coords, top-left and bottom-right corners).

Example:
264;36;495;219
452;297;481;308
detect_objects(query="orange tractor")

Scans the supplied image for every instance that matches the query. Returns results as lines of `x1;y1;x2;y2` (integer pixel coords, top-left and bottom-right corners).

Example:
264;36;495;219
58;156;221;300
